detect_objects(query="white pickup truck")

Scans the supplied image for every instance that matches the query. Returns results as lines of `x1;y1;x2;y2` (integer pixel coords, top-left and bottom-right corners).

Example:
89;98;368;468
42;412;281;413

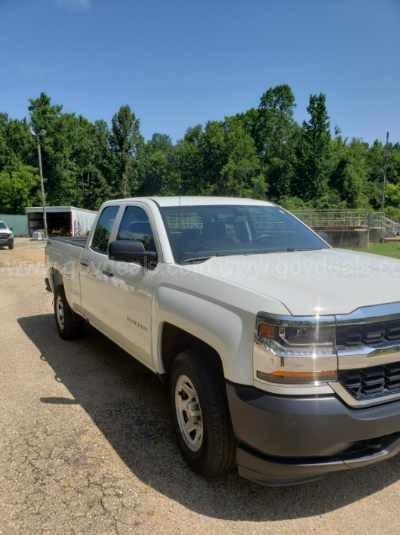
46;196;400;486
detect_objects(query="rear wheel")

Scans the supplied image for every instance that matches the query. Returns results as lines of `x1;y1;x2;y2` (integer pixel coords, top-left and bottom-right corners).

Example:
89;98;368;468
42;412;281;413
54;286;84;340
169;350;236;477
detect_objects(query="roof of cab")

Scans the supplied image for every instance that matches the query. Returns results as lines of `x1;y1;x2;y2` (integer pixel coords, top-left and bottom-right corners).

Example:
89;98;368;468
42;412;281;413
105;196;275;208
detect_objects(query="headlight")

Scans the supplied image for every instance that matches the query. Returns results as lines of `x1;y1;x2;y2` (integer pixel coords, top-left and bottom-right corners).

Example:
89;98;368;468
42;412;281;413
254;314;337;385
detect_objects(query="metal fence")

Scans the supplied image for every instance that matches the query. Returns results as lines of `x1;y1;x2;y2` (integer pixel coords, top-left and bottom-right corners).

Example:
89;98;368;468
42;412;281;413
383;216;400;237
292;210;386;230
292;210;400;238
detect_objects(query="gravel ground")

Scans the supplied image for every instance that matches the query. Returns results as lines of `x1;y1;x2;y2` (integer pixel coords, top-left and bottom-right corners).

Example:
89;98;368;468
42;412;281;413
1;239;400;534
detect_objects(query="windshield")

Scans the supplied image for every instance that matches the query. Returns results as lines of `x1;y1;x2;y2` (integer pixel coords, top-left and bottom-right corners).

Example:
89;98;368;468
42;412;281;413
160;205;328;264
0;222;7;230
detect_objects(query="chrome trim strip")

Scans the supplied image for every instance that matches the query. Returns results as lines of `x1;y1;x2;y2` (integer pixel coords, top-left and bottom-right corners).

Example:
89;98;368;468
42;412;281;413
330;382;400;409
336;302;400;326
338;344;400;370
254;378;334;396
257;312;336;327
260;302;400;326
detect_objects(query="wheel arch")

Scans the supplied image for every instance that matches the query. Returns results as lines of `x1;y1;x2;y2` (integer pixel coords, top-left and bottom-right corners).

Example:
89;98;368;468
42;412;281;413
49;267;64;292
160;322;225;379
154;286;251;384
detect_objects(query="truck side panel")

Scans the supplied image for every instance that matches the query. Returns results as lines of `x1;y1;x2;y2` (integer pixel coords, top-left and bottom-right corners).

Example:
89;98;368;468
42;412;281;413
47;239;84;311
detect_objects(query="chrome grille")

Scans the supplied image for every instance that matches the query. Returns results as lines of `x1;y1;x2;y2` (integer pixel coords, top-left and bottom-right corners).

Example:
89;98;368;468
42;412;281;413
337;320;400;348
339;362;400;401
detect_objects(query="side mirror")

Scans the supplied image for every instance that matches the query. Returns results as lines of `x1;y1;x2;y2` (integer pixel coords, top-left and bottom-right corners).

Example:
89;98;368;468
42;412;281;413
109;240;157;267
10;227;13;231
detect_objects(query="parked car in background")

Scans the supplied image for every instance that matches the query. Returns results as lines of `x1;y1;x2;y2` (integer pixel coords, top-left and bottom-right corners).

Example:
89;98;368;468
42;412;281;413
0;220;14;249
46;197;400;486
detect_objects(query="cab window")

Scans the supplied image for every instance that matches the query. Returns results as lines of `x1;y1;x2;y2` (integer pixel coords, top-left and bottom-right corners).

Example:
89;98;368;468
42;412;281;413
117;206;156;252
91;206;119;254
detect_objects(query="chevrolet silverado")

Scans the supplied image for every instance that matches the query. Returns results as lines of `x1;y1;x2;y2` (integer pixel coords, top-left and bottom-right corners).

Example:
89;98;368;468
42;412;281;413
46;197;400;485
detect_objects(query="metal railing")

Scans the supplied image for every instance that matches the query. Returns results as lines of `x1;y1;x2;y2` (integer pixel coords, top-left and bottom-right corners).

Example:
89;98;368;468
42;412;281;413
293;210;386;230
384;216;400;237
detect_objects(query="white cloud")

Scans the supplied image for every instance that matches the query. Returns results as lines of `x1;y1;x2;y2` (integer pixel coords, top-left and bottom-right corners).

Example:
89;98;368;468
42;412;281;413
56;0;92;10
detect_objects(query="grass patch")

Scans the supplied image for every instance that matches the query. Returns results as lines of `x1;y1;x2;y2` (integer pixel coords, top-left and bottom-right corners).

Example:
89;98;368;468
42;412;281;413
357;242;400;259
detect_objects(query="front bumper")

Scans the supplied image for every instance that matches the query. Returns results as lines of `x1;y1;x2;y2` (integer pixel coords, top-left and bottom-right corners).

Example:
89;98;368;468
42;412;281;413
226;382;400;486
0;237;12;245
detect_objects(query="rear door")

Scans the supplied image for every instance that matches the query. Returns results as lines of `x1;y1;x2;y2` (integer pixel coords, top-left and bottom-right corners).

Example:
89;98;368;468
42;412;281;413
79;205;120;331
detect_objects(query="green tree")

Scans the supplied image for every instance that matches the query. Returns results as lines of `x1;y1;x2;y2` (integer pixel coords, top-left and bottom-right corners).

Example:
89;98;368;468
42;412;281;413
174;125;205;194
385;183;400;220
0;87;399;221
296;93;331;201
175;118;265;198
0;163;40;213
237;86;299;200
330;137;369;208
28;93;115;208
366;139;400;211
255;85;298;199
110;106;143;197
279;196;310;210
138;134;180;195
218;118;265;198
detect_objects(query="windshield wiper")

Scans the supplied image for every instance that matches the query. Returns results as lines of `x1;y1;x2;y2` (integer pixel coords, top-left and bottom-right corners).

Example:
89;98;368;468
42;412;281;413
285;248;318;252
183;256;214;264
183;249;318;262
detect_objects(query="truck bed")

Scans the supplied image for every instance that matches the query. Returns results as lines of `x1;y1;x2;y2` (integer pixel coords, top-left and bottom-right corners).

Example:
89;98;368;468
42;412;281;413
48;236;88;248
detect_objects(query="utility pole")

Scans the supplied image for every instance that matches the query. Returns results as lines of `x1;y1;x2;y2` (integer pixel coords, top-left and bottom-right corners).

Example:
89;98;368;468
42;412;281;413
31;128;48;238
382;131;390;213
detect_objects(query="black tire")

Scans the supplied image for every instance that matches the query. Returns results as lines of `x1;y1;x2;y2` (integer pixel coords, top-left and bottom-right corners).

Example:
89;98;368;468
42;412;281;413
169;350;236;478
54;285;84;340
8;240;14;250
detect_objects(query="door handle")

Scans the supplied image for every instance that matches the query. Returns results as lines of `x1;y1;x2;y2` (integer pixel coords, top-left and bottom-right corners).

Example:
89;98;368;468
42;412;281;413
102;270;114;278
80;261;89;267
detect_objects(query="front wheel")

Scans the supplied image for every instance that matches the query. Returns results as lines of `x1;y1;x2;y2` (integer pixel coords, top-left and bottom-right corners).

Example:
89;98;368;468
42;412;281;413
8;240;14;250
54;286;84;340
169;350;236;478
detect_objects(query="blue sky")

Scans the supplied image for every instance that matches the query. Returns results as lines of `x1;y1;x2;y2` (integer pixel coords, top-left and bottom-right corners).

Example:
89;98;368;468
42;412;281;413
0;0;399;142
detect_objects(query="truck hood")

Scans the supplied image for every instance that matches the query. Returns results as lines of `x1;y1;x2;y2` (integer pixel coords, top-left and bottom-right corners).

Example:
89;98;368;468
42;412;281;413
184;248;400;316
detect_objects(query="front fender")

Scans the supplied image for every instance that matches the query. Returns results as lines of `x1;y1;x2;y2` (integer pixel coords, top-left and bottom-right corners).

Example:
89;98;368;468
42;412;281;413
154;285;256;384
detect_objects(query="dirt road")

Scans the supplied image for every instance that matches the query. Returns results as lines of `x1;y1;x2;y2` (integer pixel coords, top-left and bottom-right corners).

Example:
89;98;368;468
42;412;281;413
1;240;400;534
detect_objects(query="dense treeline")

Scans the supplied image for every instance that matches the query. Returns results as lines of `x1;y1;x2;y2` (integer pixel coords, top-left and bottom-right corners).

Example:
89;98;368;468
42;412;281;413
1;85;399;219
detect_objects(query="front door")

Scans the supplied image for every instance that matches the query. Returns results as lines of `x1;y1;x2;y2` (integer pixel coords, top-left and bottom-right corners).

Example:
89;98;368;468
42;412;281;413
109;204;159;368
